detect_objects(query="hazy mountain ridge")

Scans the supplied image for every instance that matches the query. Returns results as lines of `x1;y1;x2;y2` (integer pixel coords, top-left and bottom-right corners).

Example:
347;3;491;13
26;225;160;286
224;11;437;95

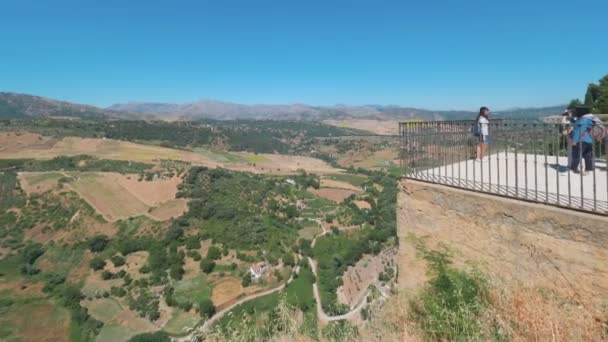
1;92;565;121
109;99;566;121
108;99;464;120
0;92;117;119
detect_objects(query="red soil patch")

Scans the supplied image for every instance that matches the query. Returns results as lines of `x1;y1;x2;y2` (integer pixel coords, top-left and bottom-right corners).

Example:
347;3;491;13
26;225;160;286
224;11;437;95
24;217;115;245
0;132;59;153
24;223;70;244
353;200;372;209
0;280;45;298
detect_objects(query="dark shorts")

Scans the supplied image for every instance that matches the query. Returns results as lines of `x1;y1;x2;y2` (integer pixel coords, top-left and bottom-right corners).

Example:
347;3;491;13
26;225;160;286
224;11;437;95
479;135;490;144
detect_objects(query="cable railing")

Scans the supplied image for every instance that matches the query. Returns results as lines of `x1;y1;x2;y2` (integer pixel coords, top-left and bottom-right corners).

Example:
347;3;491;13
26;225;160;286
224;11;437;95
399;120;608;215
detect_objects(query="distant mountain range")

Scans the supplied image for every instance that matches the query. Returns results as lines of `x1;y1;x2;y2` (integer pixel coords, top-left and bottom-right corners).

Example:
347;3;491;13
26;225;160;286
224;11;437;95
1;92;565;121
108;100;566;121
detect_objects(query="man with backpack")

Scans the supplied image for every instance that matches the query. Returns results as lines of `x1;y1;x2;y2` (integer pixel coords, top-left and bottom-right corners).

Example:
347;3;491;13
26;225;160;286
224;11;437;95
570;107;598;175
472;106;490;161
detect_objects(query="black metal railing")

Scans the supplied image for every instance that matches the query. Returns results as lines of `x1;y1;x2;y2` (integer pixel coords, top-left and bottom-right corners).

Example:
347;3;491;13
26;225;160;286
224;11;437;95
400;120;608;215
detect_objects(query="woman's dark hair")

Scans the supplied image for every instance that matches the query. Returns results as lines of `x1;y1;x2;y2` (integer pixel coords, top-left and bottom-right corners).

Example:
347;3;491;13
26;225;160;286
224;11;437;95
574;106;591;117
478;106;489;118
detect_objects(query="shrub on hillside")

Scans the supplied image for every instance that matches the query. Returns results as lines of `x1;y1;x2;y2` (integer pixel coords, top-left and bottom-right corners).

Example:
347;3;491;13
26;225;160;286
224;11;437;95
206;245;222;260
89;257;106;271
199;298;216;319
410;249;489;340
200;258;215;274
111;255;126;267
88;235;110;252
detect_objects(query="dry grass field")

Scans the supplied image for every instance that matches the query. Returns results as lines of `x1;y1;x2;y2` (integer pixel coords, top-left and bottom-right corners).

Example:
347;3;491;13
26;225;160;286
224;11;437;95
0;300;71;342
308;188;357;203
0;132;343;175
211;277;244;307
50;172;185;222
148;198;189;221
319;178;361;191
18;172;63;194
66;173;149;221
323;119;400;135
353;200;371;209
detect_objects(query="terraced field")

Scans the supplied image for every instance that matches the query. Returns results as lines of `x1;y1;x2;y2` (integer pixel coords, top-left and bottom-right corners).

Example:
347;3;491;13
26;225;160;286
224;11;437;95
0;132;343;175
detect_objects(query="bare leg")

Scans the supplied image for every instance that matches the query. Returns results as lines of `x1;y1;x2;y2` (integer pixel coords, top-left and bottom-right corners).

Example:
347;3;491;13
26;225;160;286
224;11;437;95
476;144;481;160
481;143;487;160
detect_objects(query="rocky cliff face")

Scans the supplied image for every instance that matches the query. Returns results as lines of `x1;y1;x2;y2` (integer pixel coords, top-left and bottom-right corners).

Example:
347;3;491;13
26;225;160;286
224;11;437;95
397;180;608;340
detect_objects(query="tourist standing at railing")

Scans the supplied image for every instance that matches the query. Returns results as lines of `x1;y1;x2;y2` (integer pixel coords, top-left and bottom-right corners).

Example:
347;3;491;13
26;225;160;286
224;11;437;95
561;109;575;172
570;107;594;175
476;106;490;161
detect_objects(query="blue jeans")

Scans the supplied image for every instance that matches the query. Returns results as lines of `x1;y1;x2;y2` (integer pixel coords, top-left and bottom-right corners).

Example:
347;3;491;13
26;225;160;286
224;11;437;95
571;142;594;172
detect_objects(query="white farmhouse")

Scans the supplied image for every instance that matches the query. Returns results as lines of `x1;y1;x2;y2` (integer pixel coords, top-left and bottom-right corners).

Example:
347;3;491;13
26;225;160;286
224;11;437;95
249;262;269;280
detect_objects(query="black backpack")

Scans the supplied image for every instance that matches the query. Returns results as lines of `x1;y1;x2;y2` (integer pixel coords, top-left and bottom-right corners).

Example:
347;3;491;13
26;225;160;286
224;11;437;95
470;115;481;137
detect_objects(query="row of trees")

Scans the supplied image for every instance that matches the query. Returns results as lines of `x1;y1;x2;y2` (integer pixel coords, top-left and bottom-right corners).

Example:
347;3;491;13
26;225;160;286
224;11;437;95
569;74;608;113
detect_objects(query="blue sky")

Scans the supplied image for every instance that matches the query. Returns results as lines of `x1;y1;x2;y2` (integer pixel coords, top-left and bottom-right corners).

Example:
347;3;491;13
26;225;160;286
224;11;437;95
1;0;606;110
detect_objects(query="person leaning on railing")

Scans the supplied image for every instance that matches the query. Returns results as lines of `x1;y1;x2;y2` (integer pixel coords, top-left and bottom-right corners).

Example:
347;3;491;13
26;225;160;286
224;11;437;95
570;107;594;175
475;106;490;162
560;109;575;171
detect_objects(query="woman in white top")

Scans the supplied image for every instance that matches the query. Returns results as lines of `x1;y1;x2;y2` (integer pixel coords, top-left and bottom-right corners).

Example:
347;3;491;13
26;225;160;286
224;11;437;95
560;109;575;171
476;106;490;161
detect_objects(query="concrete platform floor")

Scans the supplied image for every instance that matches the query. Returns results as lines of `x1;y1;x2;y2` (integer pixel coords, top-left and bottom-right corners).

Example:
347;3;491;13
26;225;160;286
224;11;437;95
408;151;608;214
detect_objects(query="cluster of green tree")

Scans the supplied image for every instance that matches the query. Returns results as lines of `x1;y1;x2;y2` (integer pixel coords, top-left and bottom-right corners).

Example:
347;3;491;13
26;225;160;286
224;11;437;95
312;172;397;315
292;172;320;189
310;151;341;168
0;155;152;173
176;167;299;257
60;285;105;341
205;119;367;138
213;292;321;341
127;331;171;342
0;253;102;341
16;263;105;341
568;74;608;114
321;321;359;341
0;118;364;154
1;189;97;252
285;262;316;312
214;292;281;336
312;231;370;315
0;172;25;210
128;289;161;321
0;172;26;250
